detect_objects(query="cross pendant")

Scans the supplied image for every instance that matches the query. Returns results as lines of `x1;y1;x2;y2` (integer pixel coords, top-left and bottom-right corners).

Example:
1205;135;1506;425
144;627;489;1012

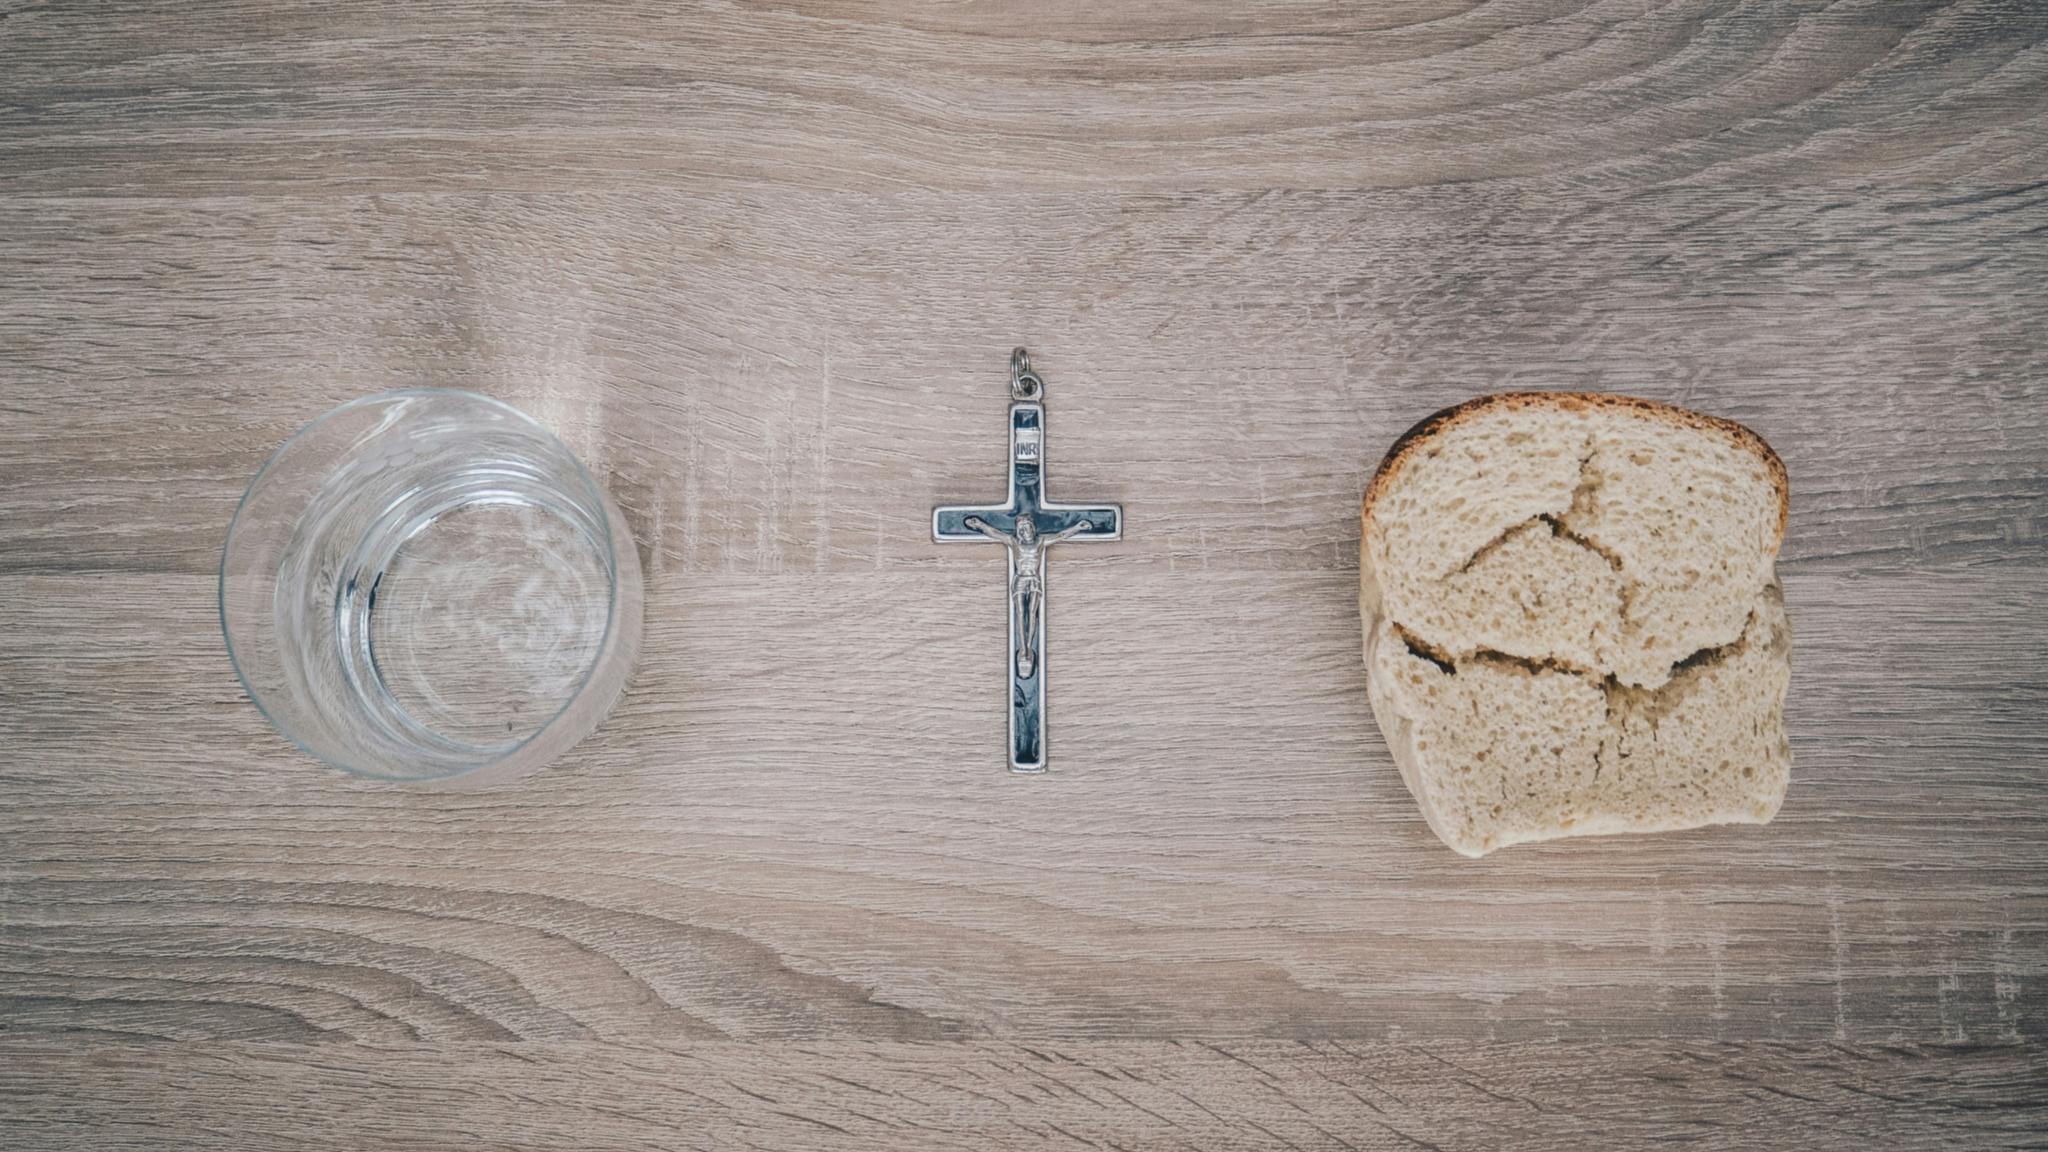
933;349;1122;773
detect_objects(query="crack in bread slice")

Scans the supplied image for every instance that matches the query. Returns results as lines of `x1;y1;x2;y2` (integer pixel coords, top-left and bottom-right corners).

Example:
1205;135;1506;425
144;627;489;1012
1361;393;1790;857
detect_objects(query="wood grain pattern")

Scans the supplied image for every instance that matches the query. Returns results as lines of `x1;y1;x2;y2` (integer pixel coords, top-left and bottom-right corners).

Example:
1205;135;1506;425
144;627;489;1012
3;0;2046;1145
4;1040;2045;1151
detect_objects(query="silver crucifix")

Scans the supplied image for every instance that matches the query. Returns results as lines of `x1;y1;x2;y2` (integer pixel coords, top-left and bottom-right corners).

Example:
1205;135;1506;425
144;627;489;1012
933;348;1123;773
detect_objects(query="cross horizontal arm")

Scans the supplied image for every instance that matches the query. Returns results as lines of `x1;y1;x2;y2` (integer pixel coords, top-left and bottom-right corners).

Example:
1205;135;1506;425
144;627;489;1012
933;505;1013;542
933;504;1121;544
1034;504;1122;541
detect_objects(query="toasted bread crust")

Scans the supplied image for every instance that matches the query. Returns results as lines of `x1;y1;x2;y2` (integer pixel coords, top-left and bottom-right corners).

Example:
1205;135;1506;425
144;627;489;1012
1360;392;1790;543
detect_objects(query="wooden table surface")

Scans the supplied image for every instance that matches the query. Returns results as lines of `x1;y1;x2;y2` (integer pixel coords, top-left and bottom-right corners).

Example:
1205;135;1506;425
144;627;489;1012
4;1;2046;1147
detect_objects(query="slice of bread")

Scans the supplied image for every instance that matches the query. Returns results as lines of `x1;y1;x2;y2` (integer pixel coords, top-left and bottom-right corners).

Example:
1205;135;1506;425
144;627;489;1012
1360;393;1791;857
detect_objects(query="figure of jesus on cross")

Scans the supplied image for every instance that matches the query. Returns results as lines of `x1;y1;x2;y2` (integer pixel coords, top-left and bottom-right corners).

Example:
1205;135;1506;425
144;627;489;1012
957;513;1093;681
933;349;1122;773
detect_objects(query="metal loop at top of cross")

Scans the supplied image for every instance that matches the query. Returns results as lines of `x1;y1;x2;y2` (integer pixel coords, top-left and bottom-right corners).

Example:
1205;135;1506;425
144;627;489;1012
1009;347;1043;402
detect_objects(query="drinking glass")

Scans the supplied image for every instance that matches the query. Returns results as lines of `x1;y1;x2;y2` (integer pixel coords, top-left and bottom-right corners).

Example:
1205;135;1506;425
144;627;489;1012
220;390;643;787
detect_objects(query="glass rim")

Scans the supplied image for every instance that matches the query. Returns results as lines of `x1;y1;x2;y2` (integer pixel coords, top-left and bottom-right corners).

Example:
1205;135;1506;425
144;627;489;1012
218;387;630;783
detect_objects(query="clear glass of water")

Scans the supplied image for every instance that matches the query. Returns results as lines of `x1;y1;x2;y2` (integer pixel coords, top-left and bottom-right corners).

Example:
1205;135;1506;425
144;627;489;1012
220;390;643;787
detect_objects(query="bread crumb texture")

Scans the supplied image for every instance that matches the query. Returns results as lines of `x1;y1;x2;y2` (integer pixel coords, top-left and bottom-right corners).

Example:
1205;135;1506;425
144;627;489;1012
1362;394;1791;857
